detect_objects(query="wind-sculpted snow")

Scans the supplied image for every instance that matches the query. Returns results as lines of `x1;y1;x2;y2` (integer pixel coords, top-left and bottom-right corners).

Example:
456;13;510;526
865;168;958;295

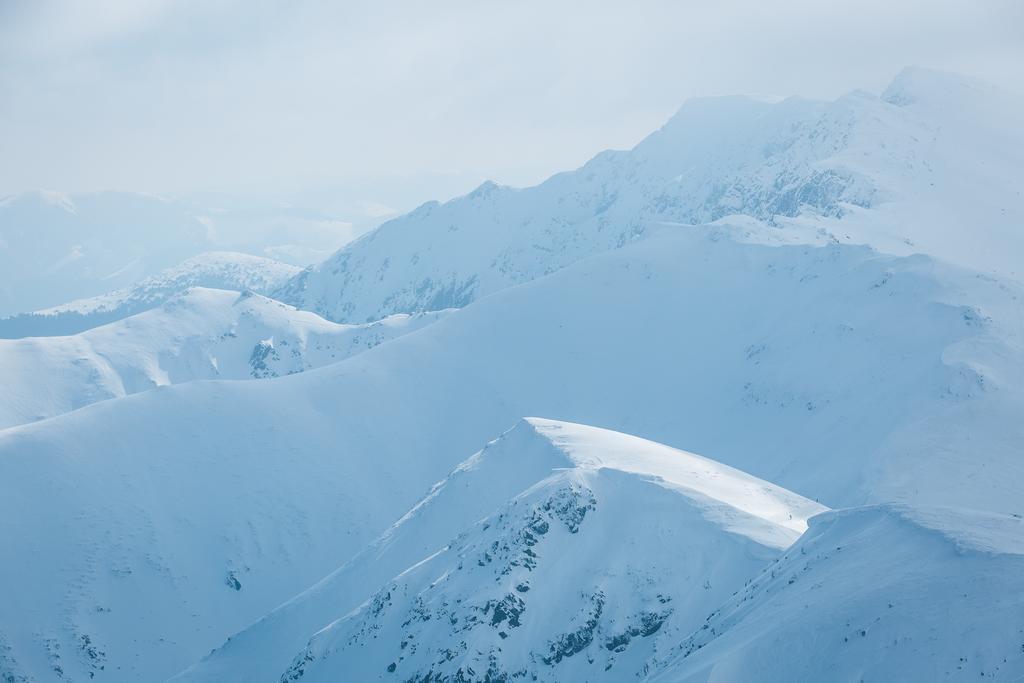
0;287;447;429
647;505;1024;682
1;222;1021;681
278;68;1024;324
0;251;301;338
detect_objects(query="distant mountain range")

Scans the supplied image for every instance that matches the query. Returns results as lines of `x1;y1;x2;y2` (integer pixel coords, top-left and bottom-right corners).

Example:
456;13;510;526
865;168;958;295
0;191;363;317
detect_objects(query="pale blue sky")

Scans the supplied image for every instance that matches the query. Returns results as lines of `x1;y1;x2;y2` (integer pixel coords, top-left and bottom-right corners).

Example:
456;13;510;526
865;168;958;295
2;0;1021;209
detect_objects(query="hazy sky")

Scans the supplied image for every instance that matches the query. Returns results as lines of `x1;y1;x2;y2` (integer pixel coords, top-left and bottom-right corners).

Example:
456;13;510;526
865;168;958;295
2;0;1021;208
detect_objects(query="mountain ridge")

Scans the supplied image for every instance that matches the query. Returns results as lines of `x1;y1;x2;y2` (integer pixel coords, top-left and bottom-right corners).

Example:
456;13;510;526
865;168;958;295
276;68;1023;324
0;285;448;428
179;418;825;683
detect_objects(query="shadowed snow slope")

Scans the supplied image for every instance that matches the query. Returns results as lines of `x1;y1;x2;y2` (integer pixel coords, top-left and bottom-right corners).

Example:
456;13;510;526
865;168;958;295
0;251;301;338
174;418;825;682
0;223;1021;682
0;287;447;429
178;418;825;683
277;68;1024;323
647;504;1024;682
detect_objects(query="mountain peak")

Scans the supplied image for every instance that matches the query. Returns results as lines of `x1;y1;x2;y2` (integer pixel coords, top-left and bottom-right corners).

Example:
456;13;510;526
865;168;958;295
466;179;505;199
881;65;995;107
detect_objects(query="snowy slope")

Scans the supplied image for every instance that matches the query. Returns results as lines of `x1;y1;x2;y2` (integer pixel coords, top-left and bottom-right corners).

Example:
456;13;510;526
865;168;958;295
0;251;301;338
0;287;446;429
175;418;825;682
277;68;1024;323
1;222;1021;682
271;418;826;683
647;505;1024;682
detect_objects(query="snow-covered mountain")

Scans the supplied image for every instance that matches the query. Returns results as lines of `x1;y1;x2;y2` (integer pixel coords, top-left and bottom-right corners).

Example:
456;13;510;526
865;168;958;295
185;428;1024;683
0;286;446;429
0;251;300;338
0;68;1021;683
1;216;1020;681
276;67;1024;323
0;191;360;317
175;418;824;683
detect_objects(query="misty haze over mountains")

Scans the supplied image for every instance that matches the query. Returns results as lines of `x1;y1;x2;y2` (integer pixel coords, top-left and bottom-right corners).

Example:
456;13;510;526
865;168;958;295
2;5;1023;680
